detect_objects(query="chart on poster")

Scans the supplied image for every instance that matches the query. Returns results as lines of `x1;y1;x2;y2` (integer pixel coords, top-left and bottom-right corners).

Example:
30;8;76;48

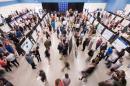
21;38;33;53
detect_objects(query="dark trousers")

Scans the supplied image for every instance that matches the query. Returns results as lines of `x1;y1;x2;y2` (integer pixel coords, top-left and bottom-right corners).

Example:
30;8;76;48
11;59;19;67
3;62;12;72
105;54;110;61
35;54;41;62
82;45;86;51
31;62;36;69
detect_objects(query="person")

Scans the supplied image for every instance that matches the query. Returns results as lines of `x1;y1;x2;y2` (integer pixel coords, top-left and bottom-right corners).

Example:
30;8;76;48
108;58;123;75
63;73;71;86
39;70;47;83
100;42;107;52
44;37;51;50
95;38;102;50
0;77;14;86
105;47;113;61
114;49;125;63
76;37;80;47
45;49;51;64
79;59;97;81
62;62;70;72
88;39;94;50
62;42;68;57
82;37;90;51
0;57;12;72
4;43;15;54
57;41;63;54
33;46;41;62
55;78;64;86
25;52;36;69
6;53;19;67
87;49;94;61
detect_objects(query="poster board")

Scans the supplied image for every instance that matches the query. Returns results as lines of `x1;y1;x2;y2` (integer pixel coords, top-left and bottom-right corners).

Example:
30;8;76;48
21;38;33;53
112;37;128;52
97;23;104;33
102;29;114;40
31;30;38;41
89;17;95;24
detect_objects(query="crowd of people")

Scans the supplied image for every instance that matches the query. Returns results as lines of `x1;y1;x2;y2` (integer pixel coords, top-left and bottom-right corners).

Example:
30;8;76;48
0;8;129;86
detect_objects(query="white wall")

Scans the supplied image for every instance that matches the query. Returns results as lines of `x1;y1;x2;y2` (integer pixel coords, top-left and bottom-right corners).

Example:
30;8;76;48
83;3;107;13
0;3;42;17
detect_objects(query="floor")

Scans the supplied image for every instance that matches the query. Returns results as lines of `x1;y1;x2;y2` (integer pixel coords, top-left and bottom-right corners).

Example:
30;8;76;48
4;31;130;86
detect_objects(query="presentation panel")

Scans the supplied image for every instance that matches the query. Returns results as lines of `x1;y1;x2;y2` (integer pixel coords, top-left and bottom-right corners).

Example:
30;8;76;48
32;30;38;41
21;38;33;53
114;16;122;22
121;19;130;27
97;23;104;33
89;17;95;24
102;29;114;40
36;25;42;33
83;3;107;12
112;37;128;52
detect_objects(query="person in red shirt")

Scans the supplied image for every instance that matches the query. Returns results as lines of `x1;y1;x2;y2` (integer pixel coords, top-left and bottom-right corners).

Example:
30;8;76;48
0;57;12;72
55;78;64;86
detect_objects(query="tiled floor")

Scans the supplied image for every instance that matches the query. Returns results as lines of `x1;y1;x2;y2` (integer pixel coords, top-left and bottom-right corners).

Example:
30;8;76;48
4;32;130;86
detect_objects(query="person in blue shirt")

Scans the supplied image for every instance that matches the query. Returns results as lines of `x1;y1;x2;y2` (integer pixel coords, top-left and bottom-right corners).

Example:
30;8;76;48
5;43;14;54
105;47;114;61
16;29;23;39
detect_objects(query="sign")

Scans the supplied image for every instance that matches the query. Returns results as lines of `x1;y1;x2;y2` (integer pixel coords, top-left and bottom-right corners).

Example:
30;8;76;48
21;38;33;53
112;37;128;52
97;24;104;33
102;29;114;40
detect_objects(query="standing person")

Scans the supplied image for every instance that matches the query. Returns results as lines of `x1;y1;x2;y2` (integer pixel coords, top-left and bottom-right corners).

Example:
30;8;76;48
0;57;12;72
100;42;108;52
6;53;19;67
33;46;41;62
82;37;91;51
105;47;113;61
87;49;94;61
76;37;80;47
63;73;71;86
45;49;51;64
44;37;51;50
39;70;47;83
25;52;36;69
88;39;94;50
57;27;60;39
62;61;70;72
114;49;125;63
95;38;102;50
4;42;15;54
57;41;63;54
55;78;64;86
0;77;14;86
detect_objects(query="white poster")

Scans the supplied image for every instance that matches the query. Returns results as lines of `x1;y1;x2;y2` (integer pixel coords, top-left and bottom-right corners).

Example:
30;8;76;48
36;25;42;32
102;29;114;40
97;24;104;33
112;37;128;52
121;19;130;27
83;3;107;12
114;16;122;22
21;38;33;53
89;17;94;24
32;30;38;41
